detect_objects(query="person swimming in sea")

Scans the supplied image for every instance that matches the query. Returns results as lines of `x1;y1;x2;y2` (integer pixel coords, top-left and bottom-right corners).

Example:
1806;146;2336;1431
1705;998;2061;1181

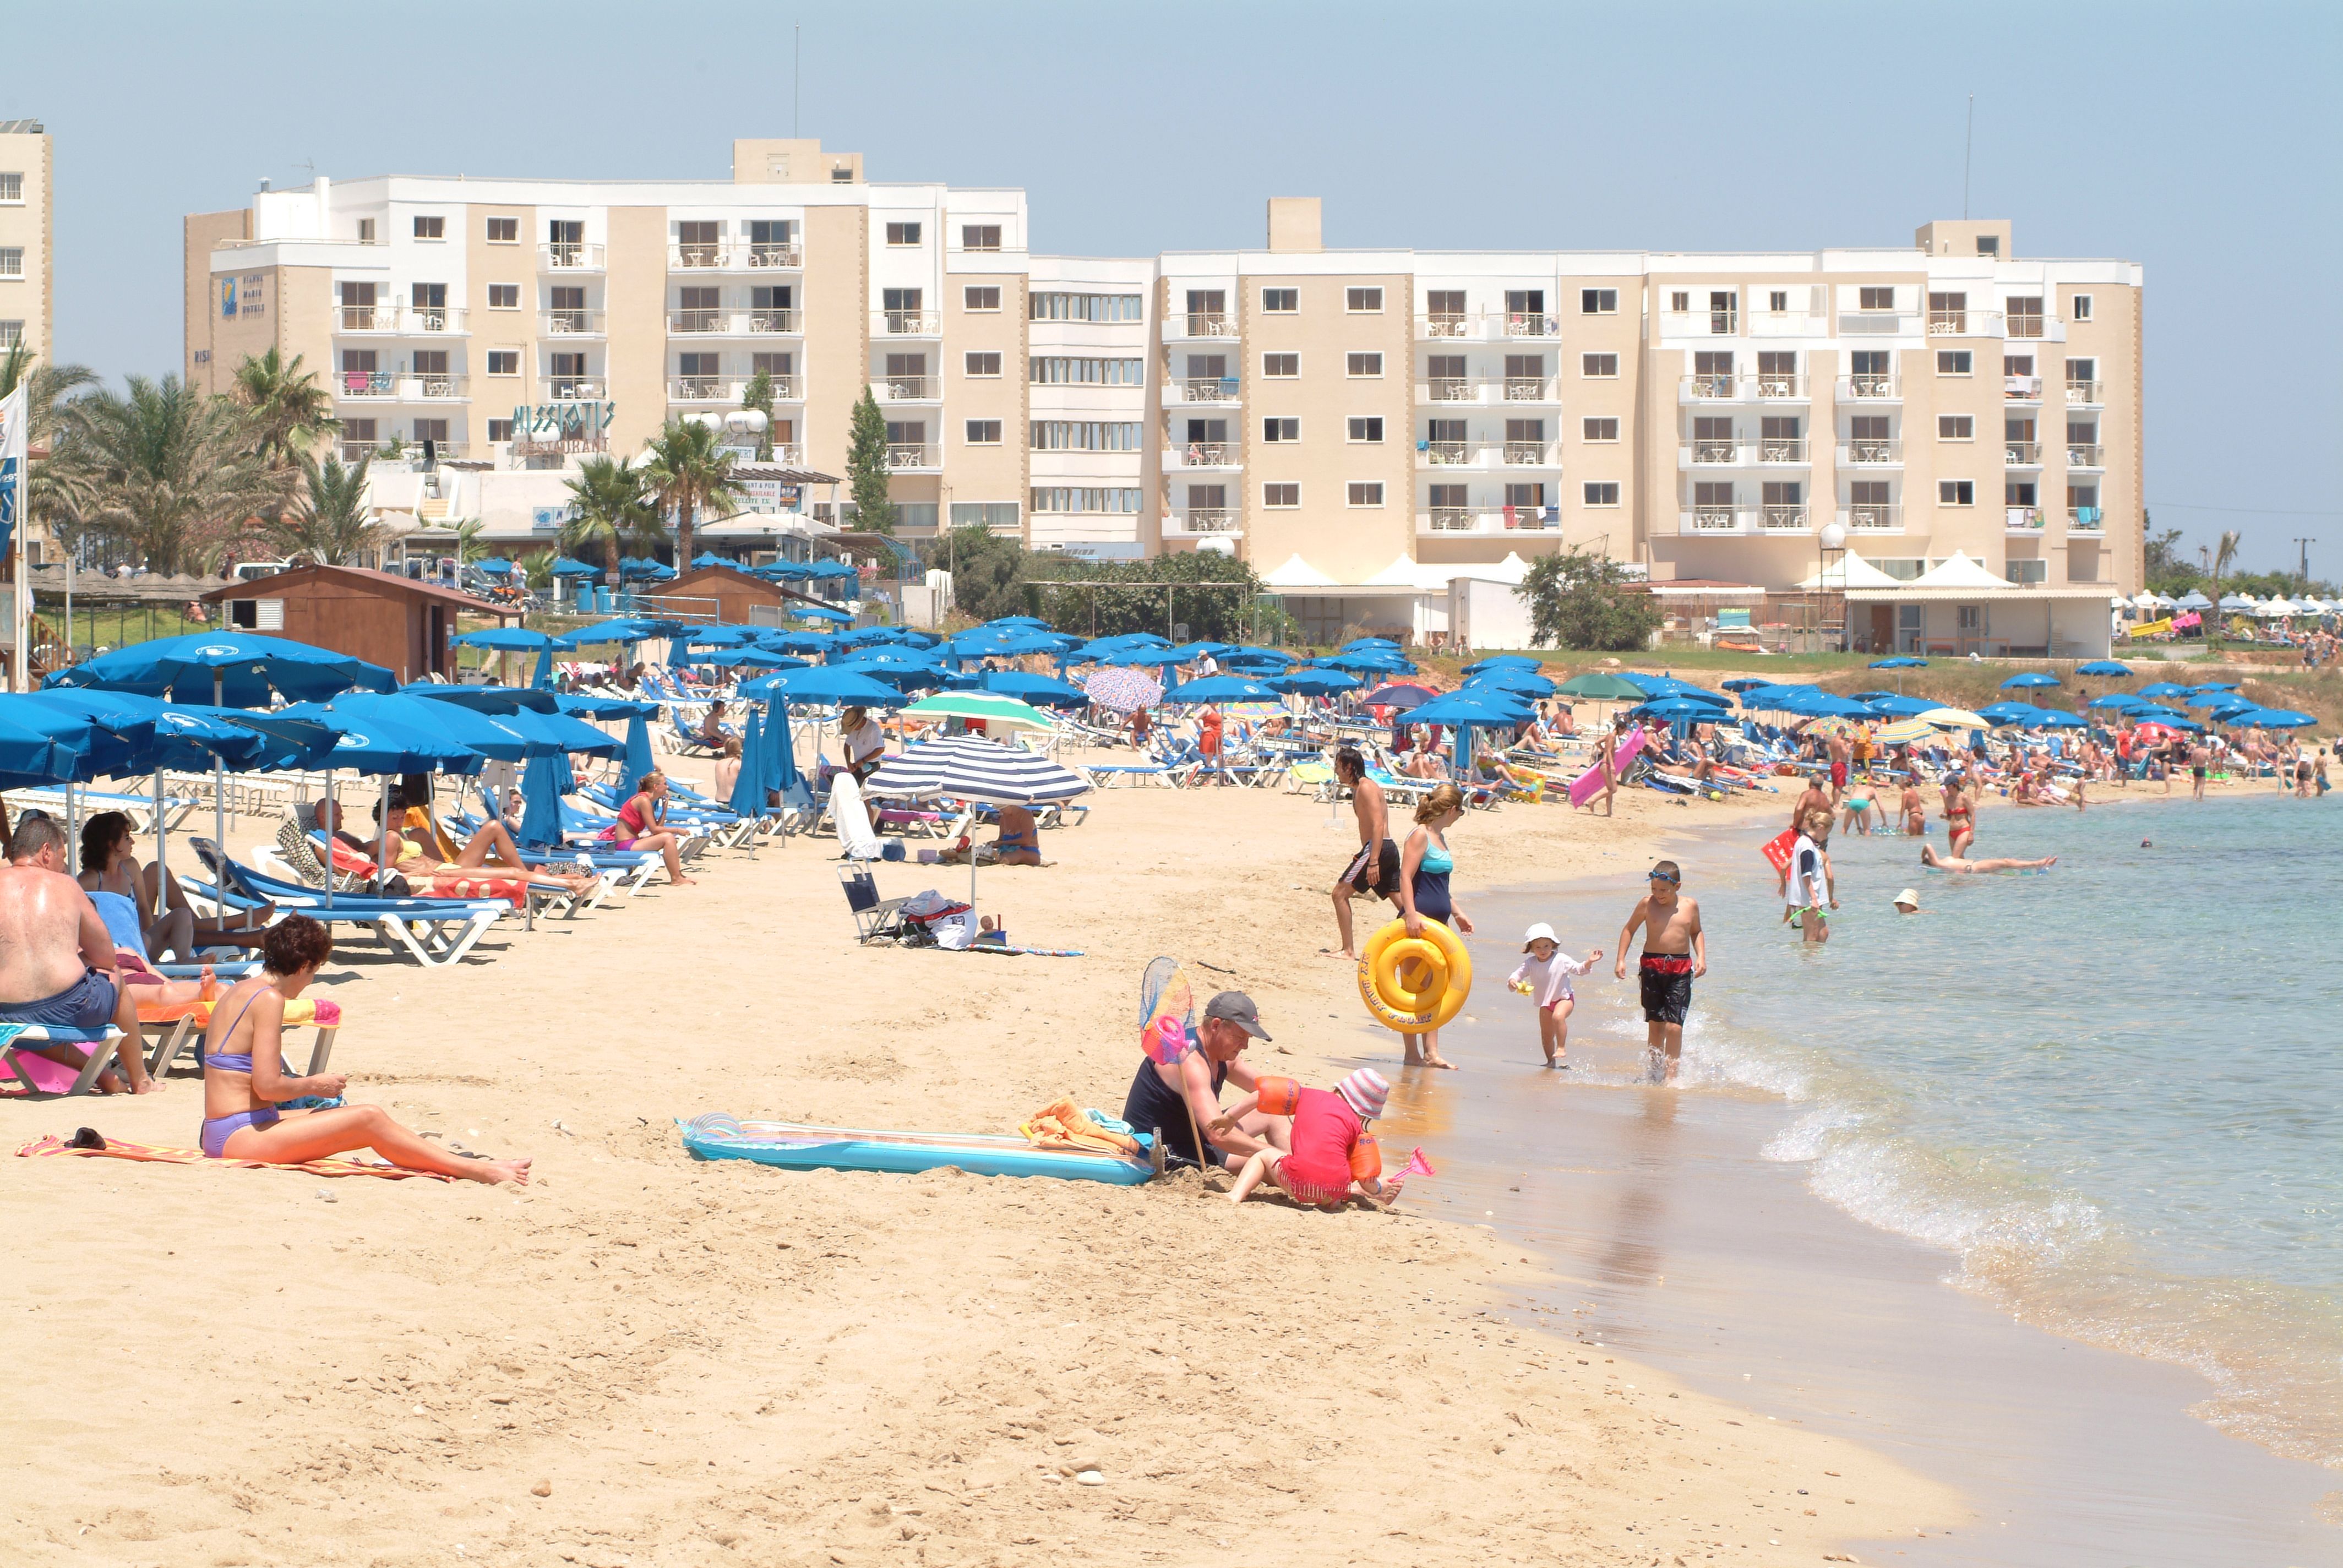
1921;843;2057;874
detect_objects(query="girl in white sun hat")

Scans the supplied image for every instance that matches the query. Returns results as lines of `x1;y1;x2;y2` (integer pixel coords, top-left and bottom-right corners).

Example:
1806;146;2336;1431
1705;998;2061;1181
1507;922;1600;1069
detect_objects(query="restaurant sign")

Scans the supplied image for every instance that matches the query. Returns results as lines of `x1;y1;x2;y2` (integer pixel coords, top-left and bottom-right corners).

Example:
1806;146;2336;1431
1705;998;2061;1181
511;400;614;457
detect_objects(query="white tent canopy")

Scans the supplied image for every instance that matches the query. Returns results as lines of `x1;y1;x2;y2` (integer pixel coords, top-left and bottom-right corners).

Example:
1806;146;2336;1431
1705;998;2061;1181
1795;552;1906;590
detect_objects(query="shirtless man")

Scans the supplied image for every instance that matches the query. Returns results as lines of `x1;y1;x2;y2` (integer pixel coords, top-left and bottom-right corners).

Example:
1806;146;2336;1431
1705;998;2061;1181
1789;774;1832;835
1920;843;2057;873
1826;730;1854;803
1327;748;1397;959
0;816;154;1093
2187;739;2210;802
1613;860;1707;1084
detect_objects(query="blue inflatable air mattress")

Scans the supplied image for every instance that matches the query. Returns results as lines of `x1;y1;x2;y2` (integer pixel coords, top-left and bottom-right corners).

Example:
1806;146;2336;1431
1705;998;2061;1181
678;1113;1156;1185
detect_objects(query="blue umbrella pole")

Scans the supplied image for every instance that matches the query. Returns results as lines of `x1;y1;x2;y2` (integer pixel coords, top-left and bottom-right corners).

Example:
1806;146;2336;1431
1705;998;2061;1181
153;770;168;921
214;671;227;877
322;770;333;910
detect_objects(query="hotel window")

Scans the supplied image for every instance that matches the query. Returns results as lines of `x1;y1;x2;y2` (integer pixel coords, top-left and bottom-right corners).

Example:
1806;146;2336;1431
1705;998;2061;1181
1347;482;1385;506
1261;352;1298;378
0;248;19;279
885;221;922;246
412;215;444;239
963;285;1001;312
965;351;1002;378
1669;291;1690;312
1030;357;1144;385
412;418;450;444
1347;352;1382;377
1029;421;1142;451
2072;294;2094;322
1582;416;1619;442
1029;487;1142;513
0;320;25;347
1029;292;1142;322
356;218;375;242
1937;350;1973;375
1584;481;1620;507
487;351;519;376
1262;417;1299;443
750;351;793;377
951;502;1020;529
2008;558;2046;584
0;173;21;203
487;284;519;309
1581;352;1619;378
1768;290;1789;312
1344;287;1383;313
2007;480;2037;507
1859;286;1895;311
1347;417;1385;443
1581;288;1617;314
1938;415;1974;440
1939;480;1975;505
486;217;517;243
677;351;720;377
965;419;1002;445
1261;287;1297;313
1976;235;2001;257
961;224;1001;251
1263;482;1299;508
1505;483;1546;508
486;418;514;442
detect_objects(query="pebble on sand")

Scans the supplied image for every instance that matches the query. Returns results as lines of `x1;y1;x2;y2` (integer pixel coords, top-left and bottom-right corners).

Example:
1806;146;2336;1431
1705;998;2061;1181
1075;1471;1105;1486
531;1481;552;1498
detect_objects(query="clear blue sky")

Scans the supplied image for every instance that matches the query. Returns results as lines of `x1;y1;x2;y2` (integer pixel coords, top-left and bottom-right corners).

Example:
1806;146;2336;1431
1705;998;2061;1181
17;1;2339;574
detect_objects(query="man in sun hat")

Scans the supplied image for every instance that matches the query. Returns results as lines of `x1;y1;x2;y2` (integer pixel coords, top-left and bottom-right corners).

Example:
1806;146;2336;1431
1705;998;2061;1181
1120;990;1279;1173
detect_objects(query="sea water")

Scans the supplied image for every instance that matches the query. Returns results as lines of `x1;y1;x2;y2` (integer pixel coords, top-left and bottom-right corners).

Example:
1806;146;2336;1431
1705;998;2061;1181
1591;791;2343;1470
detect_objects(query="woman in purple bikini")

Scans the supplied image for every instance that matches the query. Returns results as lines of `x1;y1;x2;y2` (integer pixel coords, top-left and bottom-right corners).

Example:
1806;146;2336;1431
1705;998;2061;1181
199;917;530;1185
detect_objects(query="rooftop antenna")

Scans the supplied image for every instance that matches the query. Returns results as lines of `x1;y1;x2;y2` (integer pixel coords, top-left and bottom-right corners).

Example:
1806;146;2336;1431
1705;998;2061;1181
1962;94;1975;219
794;24;802;139
2296;536;2317;585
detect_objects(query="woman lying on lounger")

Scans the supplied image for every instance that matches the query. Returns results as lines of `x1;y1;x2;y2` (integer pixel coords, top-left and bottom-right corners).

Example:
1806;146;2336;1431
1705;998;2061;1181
77;810;275;963
198;914;530;1185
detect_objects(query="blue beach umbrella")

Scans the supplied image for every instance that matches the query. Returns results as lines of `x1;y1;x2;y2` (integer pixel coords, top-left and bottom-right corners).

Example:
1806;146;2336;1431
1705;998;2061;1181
1999;672;2062;690
1976;701;2039;726
2137;682;2190;699
977;670;1089;709
552;692;658;722
2187;682;2241;693
2182;690;2243;709
516;752;572;850
739;667;909;709
1868;656;1929;669
1465;669;1558;699
1268;670;1358;698
2088;693;2151;711
1462;655;1544;675
550;557;602;580
2021;709;2087;729
2075;661;2133;677
1627;696;1724;725
1864;693;1939;717
2242;709;2317;729
1157;676;1283;705
1721;676;1776;692
728;708;770;818
792;603;856;624
47;630;396;707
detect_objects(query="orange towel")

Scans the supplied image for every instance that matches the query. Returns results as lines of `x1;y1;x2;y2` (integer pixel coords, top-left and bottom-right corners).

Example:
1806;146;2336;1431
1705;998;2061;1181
137;994;342;1028
16;1133;449;1181
1018;1096;1141;1157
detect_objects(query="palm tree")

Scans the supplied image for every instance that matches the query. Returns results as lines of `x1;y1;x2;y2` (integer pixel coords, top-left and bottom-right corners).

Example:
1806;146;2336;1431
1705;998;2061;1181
559;455;662;574
453;516;486;568
640;417;747;566
231;347;340;470
2210;529;2242;643
271;451;389;567
52;375;280;574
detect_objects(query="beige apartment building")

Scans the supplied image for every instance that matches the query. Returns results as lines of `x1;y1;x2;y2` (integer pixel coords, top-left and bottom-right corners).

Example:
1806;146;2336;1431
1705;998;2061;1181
183;144;2141;649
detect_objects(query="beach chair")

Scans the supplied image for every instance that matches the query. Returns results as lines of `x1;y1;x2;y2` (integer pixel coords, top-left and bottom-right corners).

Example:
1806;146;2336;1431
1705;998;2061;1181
193;839;510;970
141;994;341;1082
0;1025;130;1098
837;865;913;944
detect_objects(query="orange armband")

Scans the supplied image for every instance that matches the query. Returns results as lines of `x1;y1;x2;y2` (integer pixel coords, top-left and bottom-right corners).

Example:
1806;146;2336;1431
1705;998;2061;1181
1255;1076;1301;1117
1349;1130;1383;1183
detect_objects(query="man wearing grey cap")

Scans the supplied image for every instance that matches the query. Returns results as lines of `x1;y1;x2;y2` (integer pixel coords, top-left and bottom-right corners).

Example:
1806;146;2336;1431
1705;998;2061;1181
1120;990;1284;1172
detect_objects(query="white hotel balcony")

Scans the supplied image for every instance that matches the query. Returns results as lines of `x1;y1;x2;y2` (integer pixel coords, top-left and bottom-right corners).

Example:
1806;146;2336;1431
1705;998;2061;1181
1164;312;1239;341
1835;374;1901;404
2004;442;2041;468
872;377;941;402
668;375;801;404
1162;441;1241;470
1416;441;1561;470
335;371;468;402
875;309;943;337
886;443;941;471
1413;311;1562;341
1163;377;1241;405
1927;307;2006;337
1163;508;1241;538
1419;377;1557;405
539;242;606;273
1677;373;1808;404
2066;444;2105;471
2067;507;2106;533
1416;508;1561;536
1841;438;1904;467
1676;505;1811;536
2064;380;2105;408
1839;504;1904;535
669;308;800;336
336;304;469;336
546;377;608;400
1677;437;1808;468
1836;307;1917;336
539;309;607;338
668;241;802;271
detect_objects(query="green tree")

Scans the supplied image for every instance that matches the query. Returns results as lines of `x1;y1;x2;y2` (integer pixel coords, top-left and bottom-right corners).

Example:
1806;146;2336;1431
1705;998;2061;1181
918;526;1029;622
52;374;280;573
1028;549;1265;641
1513;549;1660;651
640;417;748;565
453;516;487;567
230;347;340;470
740;369;775;461
520;551;555;592
846;386;895;535
559;455;663;573
271;451;389;566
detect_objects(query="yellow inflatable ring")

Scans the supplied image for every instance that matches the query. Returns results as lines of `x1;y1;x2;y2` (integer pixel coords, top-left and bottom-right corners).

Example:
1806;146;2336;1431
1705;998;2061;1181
1358;918;1472;1033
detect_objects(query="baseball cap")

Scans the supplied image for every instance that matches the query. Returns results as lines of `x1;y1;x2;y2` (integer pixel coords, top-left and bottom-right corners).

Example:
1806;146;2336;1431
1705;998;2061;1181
1202;991;1271;1041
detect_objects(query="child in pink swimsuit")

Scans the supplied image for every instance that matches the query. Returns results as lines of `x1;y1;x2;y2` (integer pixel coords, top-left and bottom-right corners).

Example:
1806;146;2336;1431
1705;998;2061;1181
1215;1069;1391;1209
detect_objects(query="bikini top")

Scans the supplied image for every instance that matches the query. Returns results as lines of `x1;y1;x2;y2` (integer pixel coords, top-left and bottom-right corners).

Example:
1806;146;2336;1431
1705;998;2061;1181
203;989;269;1075
1419;842;1454;876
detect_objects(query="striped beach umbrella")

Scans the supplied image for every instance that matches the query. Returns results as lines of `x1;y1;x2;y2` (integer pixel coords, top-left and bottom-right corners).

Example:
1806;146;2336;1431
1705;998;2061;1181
864;736;1093;913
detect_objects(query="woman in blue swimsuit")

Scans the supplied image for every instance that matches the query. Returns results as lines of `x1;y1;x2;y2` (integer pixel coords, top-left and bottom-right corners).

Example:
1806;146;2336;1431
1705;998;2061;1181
199;917;531;1185
1395;781;1474;1071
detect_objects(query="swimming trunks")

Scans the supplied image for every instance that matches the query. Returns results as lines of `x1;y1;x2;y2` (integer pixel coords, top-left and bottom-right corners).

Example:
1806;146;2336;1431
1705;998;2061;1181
1830;760;1849;788
1340;838;1400;899
1638;954;1693;1025
0;967;119;1030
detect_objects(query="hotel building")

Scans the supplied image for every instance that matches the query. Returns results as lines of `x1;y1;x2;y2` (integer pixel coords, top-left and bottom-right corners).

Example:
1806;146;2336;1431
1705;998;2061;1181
184;143;2140;648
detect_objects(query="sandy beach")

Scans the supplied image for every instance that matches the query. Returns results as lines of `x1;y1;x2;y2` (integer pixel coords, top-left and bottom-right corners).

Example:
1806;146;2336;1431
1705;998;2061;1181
1;750;1988;1568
